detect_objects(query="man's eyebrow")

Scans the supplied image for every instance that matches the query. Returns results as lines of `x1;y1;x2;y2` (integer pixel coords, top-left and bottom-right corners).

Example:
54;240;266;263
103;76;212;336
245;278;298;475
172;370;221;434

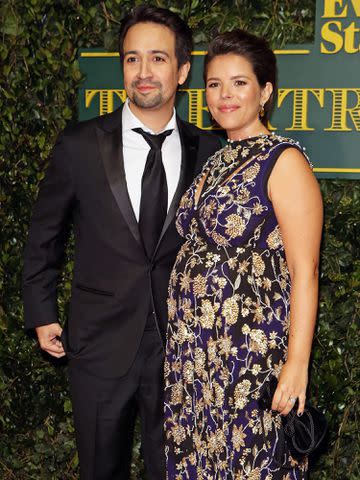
150;50;170;58
124;50;170;58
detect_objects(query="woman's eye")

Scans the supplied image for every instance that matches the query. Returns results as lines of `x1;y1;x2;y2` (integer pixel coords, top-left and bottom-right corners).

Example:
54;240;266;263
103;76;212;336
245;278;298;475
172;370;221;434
126;56;138;63
207;82;219;88
235;80;246;86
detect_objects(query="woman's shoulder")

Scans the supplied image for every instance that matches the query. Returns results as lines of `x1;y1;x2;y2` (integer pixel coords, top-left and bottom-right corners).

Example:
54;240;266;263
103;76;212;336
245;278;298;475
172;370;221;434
266;133;312;168
266;132;306;151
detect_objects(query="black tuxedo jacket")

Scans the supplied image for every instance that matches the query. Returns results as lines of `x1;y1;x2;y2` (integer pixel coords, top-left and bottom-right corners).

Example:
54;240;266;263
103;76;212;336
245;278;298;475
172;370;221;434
23;106;220;378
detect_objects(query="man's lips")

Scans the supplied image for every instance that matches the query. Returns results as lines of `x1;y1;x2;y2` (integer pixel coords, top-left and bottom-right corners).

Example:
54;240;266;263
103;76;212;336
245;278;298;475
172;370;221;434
218;105;239;113
135;84;157;93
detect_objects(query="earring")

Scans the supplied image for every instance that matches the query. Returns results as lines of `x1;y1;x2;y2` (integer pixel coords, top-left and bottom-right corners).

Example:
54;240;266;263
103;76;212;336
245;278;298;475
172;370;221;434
259;103;265;118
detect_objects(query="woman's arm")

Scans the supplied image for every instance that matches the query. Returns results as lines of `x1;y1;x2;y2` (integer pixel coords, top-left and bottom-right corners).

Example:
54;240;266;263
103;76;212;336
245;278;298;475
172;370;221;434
268;147;323;416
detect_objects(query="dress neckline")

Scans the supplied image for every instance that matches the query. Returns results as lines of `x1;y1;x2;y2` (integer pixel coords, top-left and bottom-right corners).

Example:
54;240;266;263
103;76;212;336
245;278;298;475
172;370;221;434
226;132;275;147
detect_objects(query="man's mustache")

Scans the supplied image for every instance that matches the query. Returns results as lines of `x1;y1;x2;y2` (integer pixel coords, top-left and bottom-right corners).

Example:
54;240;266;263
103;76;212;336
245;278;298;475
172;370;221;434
132;80;162;89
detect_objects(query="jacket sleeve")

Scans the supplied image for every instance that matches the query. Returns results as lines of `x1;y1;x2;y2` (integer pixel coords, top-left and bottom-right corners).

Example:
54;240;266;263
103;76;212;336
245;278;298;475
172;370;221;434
22;133;75;330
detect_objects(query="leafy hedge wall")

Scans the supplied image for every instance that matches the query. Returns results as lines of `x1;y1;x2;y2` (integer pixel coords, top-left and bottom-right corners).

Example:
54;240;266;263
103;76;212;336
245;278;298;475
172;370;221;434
0;1;359;478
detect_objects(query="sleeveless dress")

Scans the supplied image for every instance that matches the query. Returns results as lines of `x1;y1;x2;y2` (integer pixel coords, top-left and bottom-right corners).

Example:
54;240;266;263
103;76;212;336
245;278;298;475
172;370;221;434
164;134;311;480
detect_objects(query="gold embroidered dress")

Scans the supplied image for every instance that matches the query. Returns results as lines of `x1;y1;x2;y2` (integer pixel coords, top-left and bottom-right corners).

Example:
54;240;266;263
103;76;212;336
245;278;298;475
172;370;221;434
164;134;310;479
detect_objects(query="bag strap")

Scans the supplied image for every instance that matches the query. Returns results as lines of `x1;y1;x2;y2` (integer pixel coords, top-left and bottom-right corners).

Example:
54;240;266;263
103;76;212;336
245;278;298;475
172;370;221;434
285;410;316;454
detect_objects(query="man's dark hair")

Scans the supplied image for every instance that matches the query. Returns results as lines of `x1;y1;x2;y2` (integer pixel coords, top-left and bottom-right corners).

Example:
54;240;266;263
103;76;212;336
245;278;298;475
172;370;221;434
119;5;193;68
204;30;277;125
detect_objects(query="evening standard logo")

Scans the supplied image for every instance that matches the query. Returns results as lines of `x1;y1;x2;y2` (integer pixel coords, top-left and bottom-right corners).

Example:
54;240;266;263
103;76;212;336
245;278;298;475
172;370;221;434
78;0;360;178
321;0;360;53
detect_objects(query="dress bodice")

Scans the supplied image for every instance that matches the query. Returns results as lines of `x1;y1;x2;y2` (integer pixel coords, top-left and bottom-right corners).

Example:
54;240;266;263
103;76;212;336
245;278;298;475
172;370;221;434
176;133;310;252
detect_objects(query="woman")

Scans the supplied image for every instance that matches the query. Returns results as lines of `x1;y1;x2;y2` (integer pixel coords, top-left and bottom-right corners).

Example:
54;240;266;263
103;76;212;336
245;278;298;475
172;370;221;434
164;30;323;479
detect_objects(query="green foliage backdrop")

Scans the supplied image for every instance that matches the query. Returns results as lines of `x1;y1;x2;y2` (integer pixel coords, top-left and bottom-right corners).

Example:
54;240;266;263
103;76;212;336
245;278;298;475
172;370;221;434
0;1;359;478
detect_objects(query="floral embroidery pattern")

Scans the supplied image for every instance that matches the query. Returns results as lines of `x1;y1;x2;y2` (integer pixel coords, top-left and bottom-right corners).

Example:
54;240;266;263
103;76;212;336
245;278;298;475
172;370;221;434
165;134;311;479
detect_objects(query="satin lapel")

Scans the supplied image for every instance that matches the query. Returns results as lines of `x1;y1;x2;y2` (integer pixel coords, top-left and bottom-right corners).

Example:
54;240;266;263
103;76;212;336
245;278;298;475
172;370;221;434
152;118;198;258
96;114;143;247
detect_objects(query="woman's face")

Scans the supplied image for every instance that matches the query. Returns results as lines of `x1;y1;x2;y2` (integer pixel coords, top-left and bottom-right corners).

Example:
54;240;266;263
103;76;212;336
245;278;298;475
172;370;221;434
205;53;272;140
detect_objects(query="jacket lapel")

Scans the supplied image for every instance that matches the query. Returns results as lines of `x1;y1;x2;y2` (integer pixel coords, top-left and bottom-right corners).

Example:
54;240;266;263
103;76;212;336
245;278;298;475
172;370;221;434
152;117;199;258
96;107;143;248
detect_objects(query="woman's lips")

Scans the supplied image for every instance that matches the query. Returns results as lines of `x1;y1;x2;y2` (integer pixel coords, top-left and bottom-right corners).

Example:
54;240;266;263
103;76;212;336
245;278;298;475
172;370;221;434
218;105;239;113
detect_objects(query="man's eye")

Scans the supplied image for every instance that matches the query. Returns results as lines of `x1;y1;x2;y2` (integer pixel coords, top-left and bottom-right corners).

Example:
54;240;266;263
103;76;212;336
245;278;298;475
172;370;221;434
126;57;138;63
153;56;165;62
235;80;246;86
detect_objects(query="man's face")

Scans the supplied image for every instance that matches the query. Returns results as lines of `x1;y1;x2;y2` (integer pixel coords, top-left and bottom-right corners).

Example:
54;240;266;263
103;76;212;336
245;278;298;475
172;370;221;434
123;22;190;111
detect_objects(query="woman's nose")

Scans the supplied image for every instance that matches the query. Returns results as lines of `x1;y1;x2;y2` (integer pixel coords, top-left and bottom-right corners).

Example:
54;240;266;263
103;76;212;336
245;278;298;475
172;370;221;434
220;85;232;99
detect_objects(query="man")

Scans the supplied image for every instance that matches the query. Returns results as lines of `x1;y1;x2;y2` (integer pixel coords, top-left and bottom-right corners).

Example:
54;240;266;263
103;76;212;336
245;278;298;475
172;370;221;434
23;5;220;480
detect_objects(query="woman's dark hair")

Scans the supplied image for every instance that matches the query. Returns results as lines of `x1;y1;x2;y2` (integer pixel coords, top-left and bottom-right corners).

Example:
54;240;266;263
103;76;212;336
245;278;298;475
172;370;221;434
204;30;277;125
119;5;193;68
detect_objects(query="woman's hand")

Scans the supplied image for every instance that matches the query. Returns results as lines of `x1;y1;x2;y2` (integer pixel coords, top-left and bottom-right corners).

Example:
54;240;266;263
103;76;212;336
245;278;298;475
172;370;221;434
271;360;308;416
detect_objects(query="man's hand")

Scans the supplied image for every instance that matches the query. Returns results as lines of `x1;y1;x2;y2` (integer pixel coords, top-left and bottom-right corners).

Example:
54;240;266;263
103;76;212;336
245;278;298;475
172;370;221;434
36;323;65;358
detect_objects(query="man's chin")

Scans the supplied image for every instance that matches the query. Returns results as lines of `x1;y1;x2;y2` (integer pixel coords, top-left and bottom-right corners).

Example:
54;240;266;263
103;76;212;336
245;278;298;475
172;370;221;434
131;92;164;110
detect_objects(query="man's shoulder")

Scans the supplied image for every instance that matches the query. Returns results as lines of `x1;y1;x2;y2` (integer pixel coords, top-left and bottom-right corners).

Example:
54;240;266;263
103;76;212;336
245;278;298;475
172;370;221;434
60;108;123;142
179;119;220;145
178;118;218;139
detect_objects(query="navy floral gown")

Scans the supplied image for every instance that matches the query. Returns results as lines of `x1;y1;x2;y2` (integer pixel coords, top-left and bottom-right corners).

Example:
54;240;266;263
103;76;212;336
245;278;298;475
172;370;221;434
164;134;310;479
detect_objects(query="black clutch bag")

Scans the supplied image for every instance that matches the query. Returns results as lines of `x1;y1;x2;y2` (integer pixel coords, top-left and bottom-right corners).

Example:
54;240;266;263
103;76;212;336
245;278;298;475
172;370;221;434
259;376;327;462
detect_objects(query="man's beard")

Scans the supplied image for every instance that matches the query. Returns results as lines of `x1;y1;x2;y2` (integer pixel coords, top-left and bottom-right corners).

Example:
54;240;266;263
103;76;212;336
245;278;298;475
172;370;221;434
130;81;164;109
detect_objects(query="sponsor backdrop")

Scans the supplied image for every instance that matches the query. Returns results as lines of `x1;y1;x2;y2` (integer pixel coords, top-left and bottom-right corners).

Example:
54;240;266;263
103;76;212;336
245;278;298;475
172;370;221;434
79;0;360;178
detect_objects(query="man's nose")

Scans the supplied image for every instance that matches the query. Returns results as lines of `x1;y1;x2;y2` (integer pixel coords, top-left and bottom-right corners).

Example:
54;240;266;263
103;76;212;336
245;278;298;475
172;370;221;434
138;59;152;79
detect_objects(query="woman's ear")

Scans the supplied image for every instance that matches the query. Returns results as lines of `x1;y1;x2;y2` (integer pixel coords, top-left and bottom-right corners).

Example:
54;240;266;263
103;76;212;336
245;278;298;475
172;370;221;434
261;82;273;105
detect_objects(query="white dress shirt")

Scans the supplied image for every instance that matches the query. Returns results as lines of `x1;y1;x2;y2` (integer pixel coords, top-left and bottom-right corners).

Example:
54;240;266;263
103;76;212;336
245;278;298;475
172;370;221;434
122;100;182;222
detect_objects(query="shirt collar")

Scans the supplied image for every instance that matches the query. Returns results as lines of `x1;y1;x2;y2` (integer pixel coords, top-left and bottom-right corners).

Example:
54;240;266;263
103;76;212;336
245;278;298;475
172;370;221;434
122;98;177;135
